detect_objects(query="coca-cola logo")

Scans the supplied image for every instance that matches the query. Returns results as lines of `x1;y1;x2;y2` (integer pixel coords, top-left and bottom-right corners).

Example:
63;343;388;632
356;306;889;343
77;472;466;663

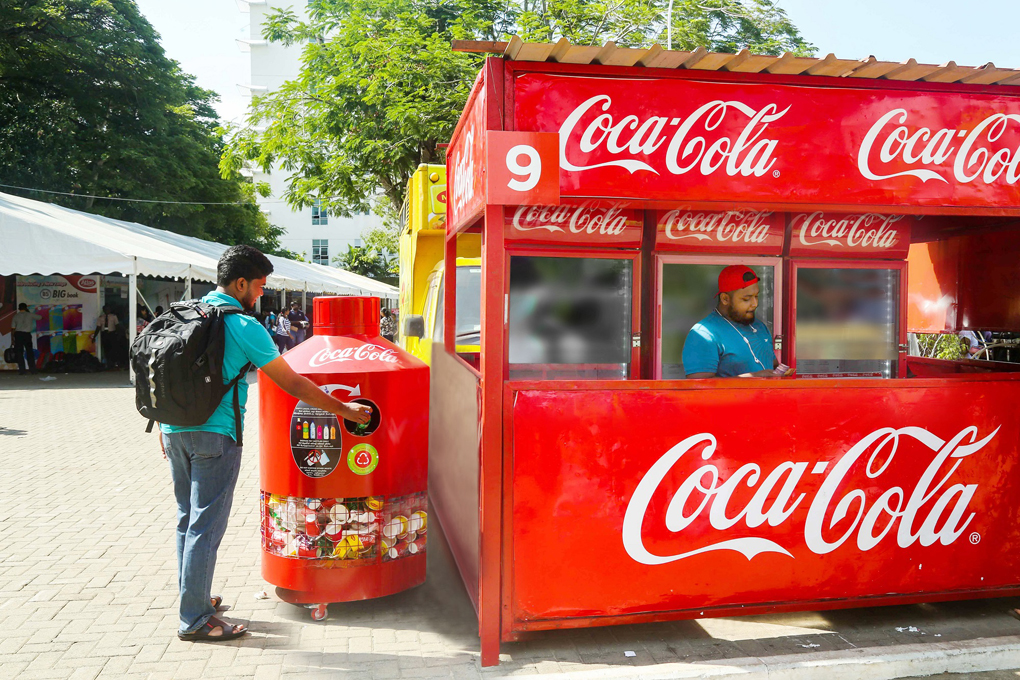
510;202;634;236
622;425;998;565
792;212;903;249
309;345;398;368
659;210;773;244
859;109;1020;185
559;95;789;178
451;127;475;216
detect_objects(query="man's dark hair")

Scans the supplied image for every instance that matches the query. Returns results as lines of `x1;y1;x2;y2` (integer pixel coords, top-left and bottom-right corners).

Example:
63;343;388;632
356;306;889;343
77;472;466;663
18;303;28;311
217;245;274;287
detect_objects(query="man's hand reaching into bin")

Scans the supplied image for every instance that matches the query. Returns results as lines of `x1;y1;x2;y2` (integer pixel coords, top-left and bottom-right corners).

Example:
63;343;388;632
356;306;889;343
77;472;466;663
261;356;373;424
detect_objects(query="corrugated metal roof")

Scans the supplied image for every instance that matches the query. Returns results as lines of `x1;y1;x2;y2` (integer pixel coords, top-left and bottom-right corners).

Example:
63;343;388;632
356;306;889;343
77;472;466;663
452;37;1020;86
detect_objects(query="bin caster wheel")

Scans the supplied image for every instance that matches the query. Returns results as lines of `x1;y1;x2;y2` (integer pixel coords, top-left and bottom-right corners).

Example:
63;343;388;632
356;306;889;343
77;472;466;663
311;604;327;621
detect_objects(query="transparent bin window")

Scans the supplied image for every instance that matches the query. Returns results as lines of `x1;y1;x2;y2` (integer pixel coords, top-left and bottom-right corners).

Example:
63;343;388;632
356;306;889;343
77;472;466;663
508;256;632;380
660;263;776;379
795;267;899;378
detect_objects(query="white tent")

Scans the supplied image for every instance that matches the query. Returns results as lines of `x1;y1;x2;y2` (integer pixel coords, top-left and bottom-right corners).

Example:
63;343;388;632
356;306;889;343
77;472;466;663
0;191;397;376
0;191;396;295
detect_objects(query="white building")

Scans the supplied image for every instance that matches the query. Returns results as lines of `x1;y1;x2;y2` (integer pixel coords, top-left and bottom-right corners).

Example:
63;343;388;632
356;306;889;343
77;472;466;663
236;0;383;265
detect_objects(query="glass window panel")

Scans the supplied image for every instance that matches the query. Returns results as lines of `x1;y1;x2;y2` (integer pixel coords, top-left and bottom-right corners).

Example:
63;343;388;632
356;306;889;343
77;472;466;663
434;266;482;345
660;262;776;379
795;267;899;378
508;256;632;380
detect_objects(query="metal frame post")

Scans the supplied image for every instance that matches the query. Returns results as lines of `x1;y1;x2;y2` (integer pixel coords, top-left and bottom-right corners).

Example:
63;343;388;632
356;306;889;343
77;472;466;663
128;259;138;385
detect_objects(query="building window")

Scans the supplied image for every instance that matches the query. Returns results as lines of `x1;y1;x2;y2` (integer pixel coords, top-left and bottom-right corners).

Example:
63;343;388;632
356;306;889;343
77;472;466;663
312;239;329;266
312;199;328;226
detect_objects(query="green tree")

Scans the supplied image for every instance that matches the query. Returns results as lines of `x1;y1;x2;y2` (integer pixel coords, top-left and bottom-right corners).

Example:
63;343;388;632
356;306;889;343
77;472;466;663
221;0;812;235
0;0;287;254
334;245;398;284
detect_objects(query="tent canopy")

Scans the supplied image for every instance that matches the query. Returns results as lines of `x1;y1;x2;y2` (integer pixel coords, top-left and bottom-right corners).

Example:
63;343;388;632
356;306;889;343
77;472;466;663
0;191;396;297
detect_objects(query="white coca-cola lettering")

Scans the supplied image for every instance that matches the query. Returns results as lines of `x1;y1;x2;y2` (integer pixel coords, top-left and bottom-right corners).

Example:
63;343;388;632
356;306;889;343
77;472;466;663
450;126;475;218
659;210;772;244
511;202;632;236
559;95;789;177
622;425;998;565
858;109;1020;185
792;212;903;249
309;345;399;368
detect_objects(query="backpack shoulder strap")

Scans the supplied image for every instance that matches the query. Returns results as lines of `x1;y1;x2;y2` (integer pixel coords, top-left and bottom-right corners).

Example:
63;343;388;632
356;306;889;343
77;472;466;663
226;362;253;445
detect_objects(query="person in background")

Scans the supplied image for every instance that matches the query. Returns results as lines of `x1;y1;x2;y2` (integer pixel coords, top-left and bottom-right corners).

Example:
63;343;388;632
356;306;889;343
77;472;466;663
96;305;120;369
959;330;987;357
380;308;397;343
160;245;372;643
274;310;293;353
11;303;41;375
137;307;152;334
287;301;309;345
263;309;277;334
155;306;164;317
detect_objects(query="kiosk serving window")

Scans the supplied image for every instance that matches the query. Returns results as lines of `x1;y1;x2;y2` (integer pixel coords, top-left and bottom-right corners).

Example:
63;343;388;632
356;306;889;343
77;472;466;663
793;265;901;378
658;259;780;379
508;256;633;380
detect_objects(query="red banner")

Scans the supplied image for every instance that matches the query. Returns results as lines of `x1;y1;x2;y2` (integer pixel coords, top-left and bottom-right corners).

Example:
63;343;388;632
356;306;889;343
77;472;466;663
789;212;911;258
509;380;1020;623
655;209;783;254
505;202;642;246
513;73;1020;212
447;78;487;233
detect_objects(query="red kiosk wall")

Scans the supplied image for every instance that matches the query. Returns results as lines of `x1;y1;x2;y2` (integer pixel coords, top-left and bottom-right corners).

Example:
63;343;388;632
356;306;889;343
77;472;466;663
507;378;1020;629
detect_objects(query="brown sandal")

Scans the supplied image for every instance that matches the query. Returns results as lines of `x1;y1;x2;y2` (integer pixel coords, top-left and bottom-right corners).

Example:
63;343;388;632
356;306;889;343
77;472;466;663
178;615;248;642
211;595;225;610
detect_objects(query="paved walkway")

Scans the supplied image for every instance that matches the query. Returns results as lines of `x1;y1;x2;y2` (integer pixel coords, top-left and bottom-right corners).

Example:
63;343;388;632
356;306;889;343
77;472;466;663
3;371;1020;679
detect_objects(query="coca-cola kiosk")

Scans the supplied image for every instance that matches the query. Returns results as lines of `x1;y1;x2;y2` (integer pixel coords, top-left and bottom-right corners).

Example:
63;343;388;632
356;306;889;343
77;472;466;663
432;43;1020;666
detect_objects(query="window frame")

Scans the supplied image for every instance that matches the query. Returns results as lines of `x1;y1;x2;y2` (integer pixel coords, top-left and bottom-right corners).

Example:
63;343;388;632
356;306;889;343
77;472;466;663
787;258;907;379
504;246;642;382
654;253;784;380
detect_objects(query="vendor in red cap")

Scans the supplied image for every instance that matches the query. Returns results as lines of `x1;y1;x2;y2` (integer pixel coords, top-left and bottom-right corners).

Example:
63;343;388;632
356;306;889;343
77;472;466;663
682;265;793;379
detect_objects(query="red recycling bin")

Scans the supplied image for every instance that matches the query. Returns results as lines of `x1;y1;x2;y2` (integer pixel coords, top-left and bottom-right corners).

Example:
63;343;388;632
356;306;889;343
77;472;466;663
258;296;429;619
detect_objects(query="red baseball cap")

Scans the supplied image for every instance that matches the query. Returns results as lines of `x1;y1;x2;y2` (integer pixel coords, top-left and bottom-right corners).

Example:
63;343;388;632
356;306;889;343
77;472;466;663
718;265;759;295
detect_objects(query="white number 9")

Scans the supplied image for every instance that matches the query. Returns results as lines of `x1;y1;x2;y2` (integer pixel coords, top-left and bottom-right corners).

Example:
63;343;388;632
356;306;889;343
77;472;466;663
506;144;541;192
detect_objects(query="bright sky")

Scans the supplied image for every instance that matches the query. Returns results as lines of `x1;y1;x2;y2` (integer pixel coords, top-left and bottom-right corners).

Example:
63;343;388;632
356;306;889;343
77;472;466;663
134;0;1020;126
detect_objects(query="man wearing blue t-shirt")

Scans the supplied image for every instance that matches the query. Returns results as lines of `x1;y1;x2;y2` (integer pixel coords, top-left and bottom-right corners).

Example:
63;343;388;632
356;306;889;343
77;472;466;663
683;265;794;379
160;245;372;642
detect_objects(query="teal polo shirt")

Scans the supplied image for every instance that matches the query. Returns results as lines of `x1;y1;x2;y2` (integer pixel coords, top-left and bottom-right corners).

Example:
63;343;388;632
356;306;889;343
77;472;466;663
682;310;775;378
160;291;280;441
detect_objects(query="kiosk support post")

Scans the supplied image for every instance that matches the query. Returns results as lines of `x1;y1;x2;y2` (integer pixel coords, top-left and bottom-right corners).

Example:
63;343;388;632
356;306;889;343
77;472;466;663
479;203;506;666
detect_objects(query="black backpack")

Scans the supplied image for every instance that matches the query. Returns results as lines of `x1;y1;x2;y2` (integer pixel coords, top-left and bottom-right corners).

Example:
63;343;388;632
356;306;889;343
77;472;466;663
130;301;252;444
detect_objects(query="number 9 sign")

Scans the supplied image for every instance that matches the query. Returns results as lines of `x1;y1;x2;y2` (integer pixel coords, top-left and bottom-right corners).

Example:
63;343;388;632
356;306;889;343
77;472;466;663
487;131;559;206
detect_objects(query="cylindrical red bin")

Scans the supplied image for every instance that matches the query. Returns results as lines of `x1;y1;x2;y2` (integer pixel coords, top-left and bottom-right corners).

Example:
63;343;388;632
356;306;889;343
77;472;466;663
258;296;429;614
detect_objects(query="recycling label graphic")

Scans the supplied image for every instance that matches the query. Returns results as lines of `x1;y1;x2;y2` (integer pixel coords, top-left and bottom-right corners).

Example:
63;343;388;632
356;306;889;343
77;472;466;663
347;444;379;475
289;384;349;478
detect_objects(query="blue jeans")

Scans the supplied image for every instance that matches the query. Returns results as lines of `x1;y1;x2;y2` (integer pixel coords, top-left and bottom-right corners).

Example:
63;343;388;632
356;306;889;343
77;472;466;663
162;430;243;634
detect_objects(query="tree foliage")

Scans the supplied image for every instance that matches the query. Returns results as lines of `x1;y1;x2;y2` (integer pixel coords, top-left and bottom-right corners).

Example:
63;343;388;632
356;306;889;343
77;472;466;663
0;0;286;254
916;333;967;361
221;0;812;236
333;245;398;284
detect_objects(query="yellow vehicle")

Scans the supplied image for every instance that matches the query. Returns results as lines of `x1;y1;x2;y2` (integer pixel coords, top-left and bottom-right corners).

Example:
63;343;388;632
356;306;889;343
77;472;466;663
398;164;480;364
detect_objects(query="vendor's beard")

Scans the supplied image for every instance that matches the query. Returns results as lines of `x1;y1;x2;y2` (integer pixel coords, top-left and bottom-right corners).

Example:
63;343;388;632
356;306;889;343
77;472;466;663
724;307;755;325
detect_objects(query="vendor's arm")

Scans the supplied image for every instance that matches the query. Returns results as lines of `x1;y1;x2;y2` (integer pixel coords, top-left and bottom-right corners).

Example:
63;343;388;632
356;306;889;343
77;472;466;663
261;357;371;423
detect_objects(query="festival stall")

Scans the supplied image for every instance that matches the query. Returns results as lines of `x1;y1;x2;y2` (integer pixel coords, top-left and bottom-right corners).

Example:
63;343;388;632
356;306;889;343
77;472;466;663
0;192;395;372
432;40;1020;665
